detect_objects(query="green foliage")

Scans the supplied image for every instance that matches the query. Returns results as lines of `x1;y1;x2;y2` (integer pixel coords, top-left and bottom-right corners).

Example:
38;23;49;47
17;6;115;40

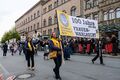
1;27;20;43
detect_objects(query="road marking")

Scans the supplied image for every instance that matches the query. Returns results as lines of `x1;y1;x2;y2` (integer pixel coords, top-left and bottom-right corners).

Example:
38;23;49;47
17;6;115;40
0;63;10;76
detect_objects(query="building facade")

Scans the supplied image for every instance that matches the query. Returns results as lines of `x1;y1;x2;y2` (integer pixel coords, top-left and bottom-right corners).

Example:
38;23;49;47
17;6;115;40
83;0;120;35
15;0;120;37
15;1;42;36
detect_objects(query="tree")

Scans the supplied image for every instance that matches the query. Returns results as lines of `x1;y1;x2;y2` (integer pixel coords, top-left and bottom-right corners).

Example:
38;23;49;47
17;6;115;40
1;27;20;43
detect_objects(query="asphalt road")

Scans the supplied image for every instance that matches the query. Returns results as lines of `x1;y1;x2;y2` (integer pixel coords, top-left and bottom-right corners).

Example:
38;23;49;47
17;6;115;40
0;49;120;80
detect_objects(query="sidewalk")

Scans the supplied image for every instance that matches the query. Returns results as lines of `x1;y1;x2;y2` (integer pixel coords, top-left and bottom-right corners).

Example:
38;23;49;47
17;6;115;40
74;53;120;59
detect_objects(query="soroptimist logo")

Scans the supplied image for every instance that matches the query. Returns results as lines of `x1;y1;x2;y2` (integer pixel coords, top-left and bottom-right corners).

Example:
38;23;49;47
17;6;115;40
59;13;69;27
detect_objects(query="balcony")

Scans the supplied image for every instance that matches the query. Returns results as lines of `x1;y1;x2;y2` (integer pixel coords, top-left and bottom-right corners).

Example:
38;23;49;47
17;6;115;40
99;18;120;32
98;0;120;8
99;18;120;25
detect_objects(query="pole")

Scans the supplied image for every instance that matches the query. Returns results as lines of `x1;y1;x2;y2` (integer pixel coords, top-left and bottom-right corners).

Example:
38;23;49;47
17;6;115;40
56;10;65;64
59;35;65;64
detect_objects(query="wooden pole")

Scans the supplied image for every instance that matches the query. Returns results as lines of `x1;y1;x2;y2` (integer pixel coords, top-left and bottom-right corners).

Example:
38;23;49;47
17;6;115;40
59;35;65;64
56;10;65;64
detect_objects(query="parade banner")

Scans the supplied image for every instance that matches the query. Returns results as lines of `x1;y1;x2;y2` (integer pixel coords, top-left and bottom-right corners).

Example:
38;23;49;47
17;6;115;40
57;10;99;38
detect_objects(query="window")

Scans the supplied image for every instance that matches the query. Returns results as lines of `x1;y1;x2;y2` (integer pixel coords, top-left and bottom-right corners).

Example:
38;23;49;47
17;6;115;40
28;17;30;22
85;15;91;19
26;19;27;23
48;29;52;35
34;24;36;30
43;19;46;27
54;14;57;24
62;0;67;3
37;22;39;29
31;26;32;31
22;22;24;25
61;0;64;4
116;8;120;18
93;13;98;20
48;16;52;25
109;9;115;20
48;4;52;11
85;0;92;9
43;8;47;14
37;11;40;17
24;20;25;24
28;27;29;32
99;0;104;3
104;11;108;20
54;28;57;34
71;6;76;16
31;15;33;20
57;0;59;5
93;0;98;7
54;1;57;8
34;13;36;19
43;30;46;35
26;28;27;32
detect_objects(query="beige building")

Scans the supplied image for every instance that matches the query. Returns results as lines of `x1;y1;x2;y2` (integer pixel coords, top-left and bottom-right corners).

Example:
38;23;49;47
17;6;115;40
15;0;120;37
15;1;42;36
15;0;81;36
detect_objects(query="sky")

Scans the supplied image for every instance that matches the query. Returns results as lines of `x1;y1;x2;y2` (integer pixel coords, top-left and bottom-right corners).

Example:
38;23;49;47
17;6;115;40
0;0;40;40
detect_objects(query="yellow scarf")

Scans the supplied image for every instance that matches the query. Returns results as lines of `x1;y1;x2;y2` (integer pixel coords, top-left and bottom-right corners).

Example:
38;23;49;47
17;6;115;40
28;42;32;51
51;38;61;48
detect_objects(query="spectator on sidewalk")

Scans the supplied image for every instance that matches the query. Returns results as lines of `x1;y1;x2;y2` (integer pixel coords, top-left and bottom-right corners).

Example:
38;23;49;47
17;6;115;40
64;42;71;60
111;34;118;56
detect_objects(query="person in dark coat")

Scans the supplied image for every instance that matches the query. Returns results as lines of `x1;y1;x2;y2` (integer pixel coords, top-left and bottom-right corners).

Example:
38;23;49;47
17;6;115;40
2;43;8;56
111;35;118;56
64;42;71;60
25;37;35;70
92;39;104;65
69;39;74;54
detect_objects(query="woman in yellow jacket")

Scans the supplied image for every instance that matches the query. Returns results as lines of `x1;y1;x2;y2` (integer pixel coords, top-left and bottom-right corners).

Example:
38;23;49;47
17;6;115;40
49;32;62;80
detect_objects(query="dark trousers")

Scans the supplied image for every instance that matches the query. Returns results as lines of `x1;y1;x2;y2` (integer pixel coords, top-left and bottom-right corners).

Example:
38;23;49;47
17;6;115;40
23;48;27;60
3;51;7;56
112;43;117;56
27;54;34;68
92;51;103;64
53;55;62;78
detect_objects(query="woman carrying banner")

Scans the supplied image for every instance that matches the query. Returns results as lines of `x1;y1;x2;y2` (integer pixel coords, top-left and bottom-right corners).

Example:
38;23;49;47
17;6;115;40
49;32;62;80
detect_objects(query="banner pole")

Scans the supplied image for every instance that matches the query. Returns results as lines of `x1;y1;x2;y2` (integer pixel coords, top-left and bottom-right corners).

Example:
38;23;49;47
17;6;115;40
56;10;65;64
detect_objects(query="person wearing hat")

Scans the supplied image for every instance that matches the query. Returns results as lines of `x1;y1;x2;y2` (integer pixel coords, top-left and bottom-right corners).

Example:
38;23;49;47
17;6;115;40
49;32;62;80
25;36;35;70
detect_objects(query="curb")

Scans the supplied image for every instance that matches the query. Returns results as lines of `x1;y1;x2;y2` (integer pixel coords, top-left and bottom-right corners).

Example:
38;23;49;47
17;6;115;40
73;53;120;59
